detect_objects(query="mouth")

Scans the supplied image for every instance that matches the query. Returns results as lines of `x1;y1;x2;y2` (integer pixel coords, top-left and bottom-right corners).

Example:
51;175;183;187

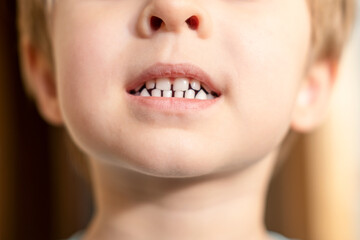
127;63;221;100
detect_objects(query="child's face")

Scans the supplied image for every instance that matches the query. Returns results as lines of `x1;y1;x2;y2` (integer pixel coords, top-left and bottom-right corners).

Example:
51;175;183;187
51;0;310;177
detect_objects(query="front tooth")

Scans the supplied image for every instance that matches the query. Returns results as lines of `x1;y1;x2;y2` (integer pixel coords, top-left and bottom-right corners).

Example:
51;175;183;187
195;90;207;100
151;89;161;97
174;91;184;98
140;88;150;97
156;78;171;90
163;90;173;98
173;78;189;91
146;80;155;89
190;80;201;91
185;89;195;99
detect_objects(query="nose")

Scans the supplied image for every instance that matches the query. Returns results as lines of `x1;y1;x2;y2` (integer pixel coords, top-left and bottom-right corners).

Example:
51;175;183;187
137;0;212;38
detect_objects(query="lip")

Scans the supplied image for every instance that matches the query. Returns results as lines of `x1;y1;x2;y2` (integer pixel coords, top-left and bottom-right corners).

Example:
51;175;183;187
126;94;219;113
125;63;221;113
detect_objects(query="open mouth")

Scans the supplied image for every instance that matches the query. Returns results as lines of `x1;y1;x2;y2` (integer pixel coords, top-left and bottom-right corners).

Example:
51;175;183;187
127;63;221;101
126;64;221;113
129;77;219;100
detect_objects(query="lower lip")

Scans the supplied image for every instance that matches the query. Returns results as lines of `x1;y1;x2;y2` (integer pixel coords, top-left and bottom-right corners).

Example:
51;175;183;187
126;94;220;113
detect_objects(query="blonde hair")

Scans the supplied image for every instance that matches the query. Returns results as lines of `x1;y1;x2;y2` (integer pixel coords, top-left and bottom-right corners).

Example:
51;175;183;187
17;0;52;62
308;0;356;61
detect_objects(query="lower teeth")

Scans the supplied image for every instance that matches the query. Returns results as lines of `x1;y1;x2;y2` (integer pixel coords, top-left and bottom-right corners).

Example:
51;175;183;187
131;83;218;100
134;88;216;100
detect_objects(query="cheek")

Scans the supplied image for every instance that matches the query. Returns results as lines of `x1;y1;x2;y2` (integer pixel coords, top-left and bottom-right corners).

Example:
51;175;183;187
52;6;133;157
219;1;311;149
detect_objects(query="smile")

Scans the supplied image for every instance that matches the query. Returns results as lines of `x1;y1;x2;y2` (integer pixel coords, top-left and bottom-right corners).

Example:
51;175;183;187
127;63;221;99
126;63;221;113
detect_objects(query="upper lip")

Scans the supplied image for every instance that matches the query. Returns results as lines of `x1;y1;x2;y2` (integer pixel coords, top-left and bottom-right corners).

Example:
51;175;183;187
126;63;221;96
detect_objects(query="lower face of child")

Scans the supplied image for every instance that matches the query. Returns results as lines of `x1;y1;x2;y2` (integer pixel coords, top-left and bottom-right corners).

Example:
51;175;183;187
51;0;311;178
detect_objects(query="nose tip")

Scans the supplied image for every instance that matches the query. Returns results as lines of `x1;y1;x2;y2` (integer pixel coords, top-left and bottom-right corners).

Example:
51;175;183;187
137;0;212;39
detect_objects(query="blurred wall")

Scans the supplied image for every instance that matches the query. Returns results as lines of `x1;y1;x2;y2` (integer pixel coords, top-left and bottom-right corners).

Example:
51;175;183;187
0;1;53;239
0;2;16;239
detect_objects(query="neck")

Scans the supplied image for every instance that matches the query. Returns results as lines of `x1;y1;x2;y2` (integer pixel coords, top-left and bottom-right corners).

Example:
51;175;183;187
83;154;277;240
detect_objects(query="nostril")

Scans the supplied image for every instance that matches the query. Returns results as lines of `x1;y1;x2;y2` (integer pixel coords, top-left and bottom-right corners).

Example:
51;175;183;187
150;16;163;31
186;16;199;30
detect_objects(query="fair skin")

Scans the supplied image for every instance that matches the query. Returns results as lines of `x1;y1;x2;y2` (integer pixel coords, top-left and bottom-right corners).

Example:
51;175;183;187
21;0;336;239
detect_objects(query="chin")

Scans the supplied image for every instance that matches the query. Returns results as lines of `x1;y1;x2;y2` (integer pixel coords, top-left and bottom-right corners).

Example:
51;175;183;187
114;137;223;178
130;165;212;179
127;153;217;179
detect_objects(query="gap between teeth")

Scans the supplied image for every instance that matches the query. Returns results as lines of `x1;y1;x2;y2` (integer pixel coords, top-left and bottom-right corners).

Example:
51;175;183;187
131;78;217;100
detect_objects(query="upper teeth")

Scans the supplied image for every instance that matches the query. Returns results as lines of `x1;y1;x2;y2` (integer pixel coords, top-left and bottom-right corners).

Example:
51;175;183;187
131;78;217;100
